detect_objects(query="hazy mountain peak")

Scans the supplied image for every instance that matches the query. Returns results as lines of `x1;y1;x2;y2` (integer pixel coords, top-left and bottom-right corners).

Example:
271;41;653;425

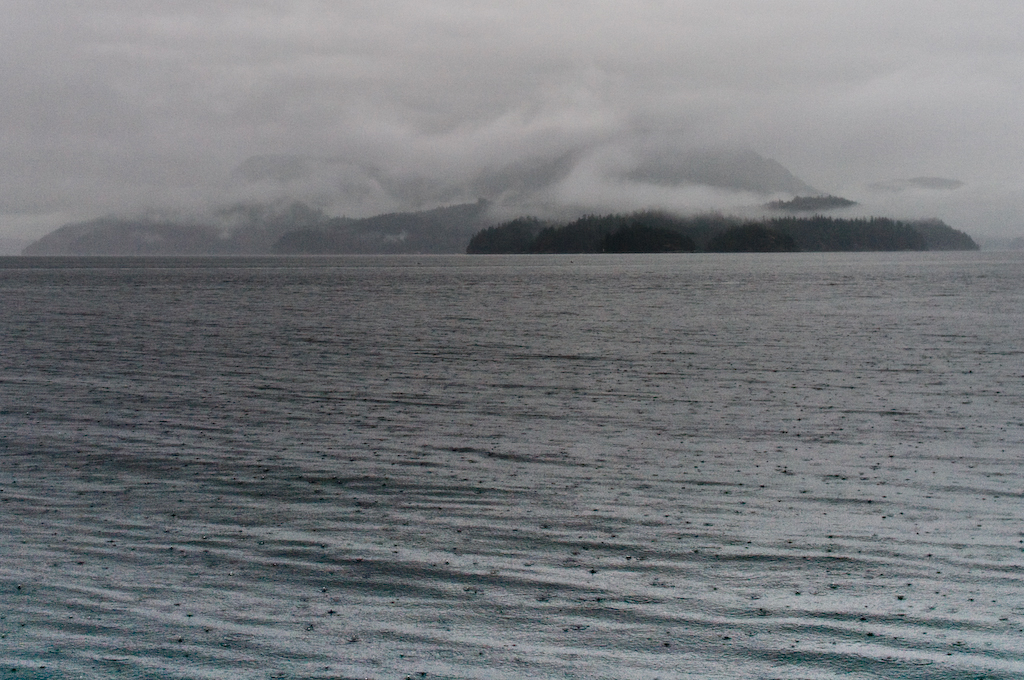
623;147;818;195
227;144;817;219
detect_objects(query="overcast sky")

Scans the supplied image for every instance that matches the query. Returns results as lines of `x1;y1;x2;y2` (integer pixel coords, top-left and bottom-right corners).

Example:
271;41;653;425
3;0;1023;240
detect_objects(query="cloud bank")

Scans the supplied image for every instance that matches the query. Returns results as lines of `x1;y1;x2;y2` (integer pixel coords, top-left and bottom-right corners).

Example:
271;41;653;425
2;1;1022;238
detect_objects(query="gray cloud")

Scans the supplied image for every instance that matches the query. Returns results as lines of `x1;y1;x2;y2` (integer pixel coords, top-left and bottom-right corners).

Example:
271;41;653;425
868;177;966;193
2;1;1023;238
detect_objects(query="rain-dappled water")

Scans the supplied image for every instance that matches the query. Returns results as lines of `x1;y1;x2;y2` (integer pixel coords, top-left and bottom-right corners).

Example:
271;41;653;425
1;252;1023;679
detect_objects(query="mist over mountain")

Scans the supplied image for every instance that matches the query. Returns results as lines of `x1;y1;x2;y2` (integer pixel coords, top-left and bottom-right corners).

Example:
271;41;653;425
22;201;493;257
24;146;830;255
3;4;1022;244
273;201;492;255
23;218;222;256
22;201;330;256
623;148;817;195
224;144;816;220
20;145;984;256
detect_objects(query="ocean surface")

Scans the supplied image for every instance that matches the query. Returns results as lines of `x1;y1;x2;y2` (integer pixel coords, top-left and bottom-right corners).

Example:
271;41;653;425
1;252;1022;679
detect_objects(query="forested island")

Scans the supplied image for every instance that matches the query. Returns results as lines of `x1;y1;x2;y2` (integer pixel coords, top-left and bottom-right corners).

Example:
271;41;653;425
764;195;858;212
466;212;978;254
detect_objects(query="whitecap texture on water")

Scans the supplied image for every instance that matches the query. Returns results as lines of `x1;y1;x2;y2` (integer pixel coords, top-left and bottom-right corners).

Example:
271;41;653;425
1;252;1023;679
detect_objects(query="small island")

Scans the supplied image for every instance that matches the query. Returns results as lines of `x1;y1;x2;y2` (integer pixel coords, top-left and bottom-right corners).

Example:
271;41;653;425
466;212;979;254
765;195;858;212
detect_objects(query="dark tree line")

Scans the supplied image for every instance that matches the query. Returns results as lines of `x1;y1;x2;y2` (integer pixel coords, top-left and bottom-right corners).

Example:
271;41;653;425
466;212;978;254
602;223;696;253
527;213;698;253
765;195;857;212
465;217;544;254
910;218;980;250
468;212;718;254
706;225;798;252
760;216;925;251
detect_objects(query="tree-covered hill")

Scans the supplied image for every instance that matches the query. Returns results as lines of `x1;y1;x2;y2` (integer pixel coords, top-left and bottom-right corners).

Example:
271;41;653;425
22;217;226;256
910;218;981;250
469;212;728;254
23;202;332;256
273;201;491;254
602;223;696;253
465;217;544;254
706;225;799;252
466;213;979;254
764;216;926;251
529;213;699;254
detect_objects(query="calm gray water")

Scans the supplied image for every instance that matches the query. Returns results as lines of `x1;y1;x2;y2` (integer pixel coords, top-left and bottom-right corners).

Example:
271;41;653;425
1;252;1023;679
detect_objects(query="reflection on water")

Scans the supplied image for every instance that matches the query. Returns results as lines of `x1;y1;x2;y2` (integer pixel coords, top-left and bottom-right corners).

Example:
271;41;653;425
1;252;1023;679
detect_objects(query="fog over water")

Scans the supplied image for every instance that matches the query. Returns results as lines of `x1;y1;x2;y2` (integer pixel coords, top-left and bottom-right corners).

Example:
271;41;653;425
2;2;1023;240
1;252;1022;678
